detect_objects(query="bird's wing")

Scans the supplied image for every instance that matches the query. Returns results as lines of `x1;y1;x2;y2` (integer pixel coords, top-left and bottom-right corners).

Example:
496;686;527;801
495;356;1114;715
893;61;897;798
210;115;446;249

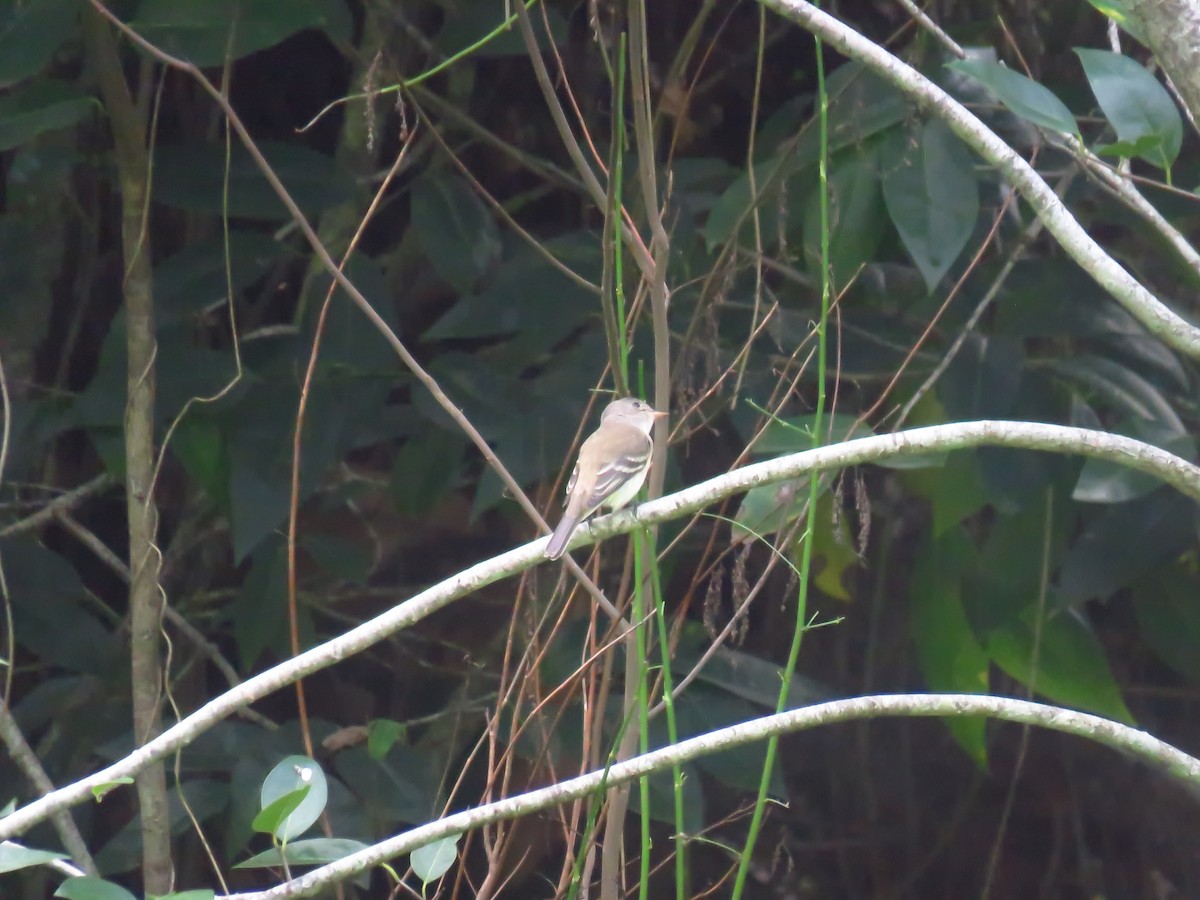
578;425;653;512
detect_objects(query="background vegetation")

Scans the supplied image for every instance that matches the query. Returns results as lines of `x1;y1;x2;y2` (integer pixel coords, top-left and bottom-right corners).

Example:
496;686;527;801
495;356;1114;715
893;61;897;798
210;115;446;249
2;0;1200;896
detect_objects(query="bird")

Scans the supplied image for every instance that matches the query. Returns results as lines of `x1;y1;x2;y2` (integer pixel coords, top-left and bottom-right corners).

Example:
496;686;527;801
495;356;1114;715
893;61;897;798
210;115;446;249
544;397;667;560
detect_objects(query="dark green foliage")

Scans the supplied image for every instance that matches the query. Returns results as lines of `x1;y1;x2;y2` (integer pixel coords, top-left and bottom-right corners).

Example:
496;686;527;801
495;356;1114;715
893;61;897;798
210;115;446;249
1;0;1199;897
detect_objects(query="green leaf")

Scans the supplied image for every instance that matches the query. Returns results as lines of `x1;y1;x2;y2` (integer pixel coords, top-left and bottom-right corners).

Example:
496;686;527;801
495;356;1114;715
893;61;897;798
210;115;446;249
1049;354;1183;431
0;80;95;152
222;371;386;562
703;160;776;252
410;174;501;292
705;63;907;251
172;414;230;512
4;538;119;676
0;843;68;875
1075;48;1182;170
670;622;826;710
730;477;812;544
965;502;1073;634
411;835;460;883
152;232;291;324
676;690;786;796
232;542;290;670
910;530;989;766
251;786;311;837
129;0;352;66
984;609;1134;724
235;837;370;868
669;625;824;708
423;232;599;356
1086;0;1147;43
332;744;443;826
1094;134;1165;160
1057;491;1195;605
91;778;134;802
0;0;82;84
153;141;355;219
54;877;138;900
810;492;861;601
804;151;886;291
947;59;1078;135
434;0;566;57
821;63;912;155
902;451;987;536
259;755;328;841
390;428;465;515
93;779;229;874
1133;566;1200;680
939;334;1025;422
367;719;407;761
881;118;980;291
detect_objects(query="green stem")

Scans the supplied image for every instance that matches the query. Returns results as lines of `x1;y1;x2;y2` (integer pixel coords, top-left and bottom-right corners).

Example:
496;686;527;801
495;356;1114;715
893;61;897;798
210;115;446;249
731;10;831;897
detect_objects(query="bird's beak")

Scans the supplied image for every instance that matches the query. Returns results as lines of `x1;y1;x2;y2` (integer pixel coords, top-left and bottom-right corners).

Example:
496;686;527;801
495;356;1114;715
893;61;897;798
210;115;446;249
653;410;669;419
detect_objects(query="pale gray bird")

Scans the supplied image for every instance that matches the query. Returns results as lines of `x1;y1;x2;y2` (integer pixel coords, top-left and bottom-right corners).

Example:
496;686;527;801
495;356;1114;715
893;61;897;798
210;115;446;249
544;397;666;560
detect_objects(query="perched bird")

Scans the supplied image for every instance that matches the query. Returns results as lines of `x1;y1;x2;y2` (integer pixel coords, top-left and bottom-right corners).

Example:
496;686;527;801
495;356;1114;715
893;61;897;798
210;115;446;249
544;397;666;560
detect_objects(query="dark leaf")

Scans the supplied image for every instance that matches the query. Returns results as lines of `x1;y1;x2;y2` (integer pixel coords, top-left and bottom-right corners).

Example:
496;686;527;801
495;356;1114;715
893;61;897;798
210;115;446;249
0;0;81;84
1075;48;1182;170
1133;566;1200;679
154;141;355;219
0;79;95;151
54;878;137;900
1057;490;1195;605
804;150;886;291
411;174;501;292
910;530;989;766
129;0;351;66
948;59;1077;135
882;118;980;290
236;837;369;868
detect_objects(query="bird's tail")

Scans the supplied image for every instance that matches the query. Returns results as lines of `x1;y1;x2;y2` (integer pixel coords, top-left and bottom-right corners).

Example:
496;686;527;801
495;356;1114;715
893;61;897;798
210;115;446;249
544;512;582;560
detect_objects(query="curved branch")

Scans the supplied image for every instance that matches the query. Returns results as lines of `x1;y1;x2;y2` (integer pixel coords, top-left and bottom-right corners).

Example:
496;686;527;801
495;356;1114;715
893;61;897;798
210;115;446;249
0;420;1197;841
759;0;1200;359
223;692;1200;899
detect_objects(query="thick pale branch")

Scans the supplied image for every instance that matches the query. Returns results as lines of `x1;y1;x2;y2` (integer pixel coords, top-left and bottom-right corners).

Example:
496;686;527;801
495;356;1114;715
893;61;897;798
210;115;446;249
224;693;1200;899
0;420;1197;842
759;0;1200;359
1128;0;1200;128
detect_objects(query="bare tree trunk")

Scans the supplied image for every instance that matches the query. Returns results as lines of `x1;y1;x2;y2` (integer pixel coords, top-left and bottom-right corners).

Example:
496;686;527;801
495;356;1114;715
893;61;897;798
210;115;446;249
82;9;172;894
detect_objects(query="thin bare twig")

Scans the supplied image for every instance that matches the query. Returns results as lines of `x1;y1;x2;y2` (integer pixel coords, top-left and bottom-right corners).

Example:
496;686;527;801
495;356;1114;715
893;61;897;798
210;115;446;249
0;474;115;538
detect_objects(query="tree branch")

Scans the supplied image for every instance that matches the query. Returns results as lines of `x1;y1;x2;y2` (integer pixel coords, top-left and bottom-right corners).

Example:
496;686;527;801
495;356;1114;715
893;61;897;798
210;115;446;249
0;420;1197;842
758;0;1200;359
222;692;1200;899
